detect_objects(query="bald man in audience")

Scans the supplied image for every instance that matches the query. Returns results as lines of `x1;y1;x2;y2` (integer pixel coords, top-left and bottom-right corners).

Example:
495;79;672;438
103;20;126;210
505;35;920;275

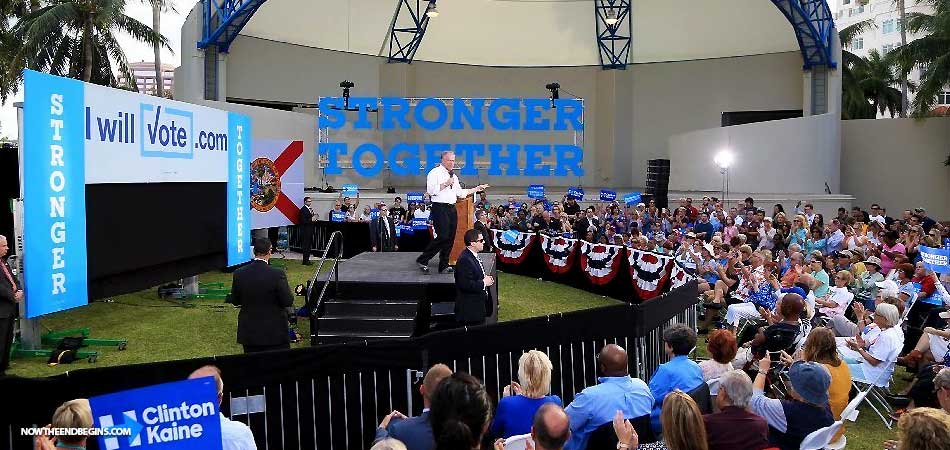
375;364;453;450
532;403;571;450
563;344;653;450
188;365;257;450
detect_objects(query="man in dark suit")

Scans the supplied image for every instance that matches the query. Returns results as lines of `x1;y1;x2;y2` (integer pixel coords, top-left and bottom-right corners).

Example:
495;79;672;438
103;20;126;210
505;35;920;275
473;210;493;253
454;229;494;326
0;235;22;375
374;364;453;450
298;196;315;265
231;238;294;353
370;203;398;252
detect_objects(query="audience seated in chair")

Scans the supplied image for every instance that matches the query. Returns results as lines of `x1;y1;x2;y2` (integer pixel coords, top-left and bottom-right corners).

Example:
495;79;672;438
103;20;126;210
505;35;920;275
749;356;834;450
702;370;770;450
648;324;704;434
430;372;493;450
375;364;453;450
613;390;709;450
491;350;563;440
563;344;653;450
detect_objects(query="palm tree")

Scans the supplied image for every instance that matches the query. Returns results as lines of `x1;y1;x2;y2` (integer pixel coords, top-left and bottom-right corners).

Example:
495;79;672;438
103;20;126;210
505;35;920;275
858;49;907;117
6;0;170;97
144;0;176;97
892;0;950;118
839;19;878;119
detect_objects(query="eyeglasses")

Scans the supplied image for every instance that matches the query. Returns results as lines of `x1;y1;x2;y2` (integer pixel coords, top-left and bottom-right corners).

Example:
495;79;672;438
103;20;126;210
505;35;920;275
476;239;485;243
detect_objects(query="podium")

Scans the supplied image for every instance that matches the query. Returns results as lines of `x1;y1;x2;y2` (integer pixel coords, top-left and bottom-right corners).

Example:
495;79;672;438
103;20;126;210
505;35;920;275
450;196;475;265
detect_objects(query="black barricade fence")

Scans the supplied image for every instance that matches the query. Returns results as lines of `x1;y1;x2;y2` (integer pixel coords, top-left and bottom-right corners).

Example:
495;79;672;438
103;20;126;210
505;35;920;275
1;282;698;450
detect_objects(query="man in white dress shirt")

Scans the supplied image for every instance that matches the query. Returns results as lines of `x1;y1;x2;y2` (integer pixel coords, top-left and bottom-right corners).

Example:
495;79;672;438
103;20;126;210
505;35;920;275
188;365;258;450
416;151;489;274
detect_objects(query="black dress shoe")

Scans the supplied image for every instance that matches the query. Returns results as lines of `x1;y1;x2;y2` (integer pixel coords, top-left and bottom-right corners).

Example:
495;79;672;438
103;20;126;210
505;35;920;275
440;267;455;274
418;263;430;273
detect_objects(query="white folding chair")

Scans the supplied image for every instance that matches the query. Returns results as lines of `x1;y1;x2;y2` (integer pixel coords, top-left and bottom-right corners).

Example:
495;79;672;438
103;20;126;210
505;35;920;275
799;421;843;450
849;360;898;429
504;433;534;450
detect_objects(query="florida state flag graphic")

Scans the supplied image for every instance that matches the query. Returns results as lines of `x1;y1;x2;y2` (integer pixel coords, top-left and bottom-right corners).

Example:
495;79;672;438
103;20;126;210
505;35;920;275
250;140;305;229
628;250;674;299
578;241;624;285
492;229;535;264
540;234;577;274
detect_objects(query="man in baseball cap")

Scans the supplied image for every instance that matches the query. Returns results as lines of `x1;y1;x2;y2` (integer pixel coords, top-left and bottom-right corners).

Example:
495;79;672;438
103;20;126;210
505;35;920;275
750;356;834;450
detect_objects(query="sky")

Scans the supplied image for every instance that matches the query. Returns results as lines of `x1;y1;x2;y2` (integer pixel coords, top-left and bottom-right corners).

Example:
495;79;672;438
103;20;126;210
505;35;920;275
0;0;200;139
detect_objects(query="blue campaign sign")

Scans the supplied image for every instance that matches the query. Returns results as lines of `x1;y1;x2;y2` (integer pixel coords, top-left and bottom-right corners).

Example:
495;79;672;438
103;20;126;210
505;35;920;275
23;70;89;318
920;246;950;274
370;208;380;220
527;184;545;199
406;192;424;203
342;184;359;197
623;192;642;206
412;218;429;230
89;377;223;450
331;211;346;222
600;190;617;202
567;187;584;200
397;224;413;235
227;112;252;267
502;230;520;244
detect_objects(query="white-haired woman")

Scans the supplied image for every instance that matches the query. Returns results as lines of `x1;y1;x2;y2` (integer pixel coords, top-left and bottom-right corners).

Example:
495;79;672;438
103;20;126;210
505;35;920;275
490;350;563;439
844;302;904;387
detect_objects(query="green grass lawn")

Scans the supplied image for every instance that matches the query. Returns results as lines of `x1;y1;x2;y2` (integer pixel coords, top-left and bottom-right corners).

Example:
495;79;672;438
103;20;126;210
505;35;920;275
6;262;904;448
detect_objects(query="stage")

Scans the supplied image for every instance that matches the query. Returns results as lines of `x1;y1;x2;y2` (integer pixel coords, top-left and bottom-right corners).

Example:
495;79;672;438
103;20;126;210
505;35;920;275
312;251;499;345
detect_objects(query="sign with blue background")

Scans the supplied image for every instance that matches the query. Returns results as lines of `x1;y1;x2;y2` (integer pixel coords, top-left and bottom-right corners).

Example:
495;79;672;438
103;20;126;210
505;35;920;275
921;246;950;274
406;192;424;204
528;184;545;199
342;184;359;197
331;211;346;222
412;218;429;230
23;70;253;316
90;377;223;450
567;187;584;201
623;192;642;206
600;190;617;202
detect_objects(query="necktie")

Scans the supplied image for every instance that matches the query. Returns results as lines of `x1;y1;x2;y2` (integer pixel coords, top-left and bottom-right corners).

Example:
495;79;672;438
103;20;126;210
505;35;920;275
474;252;487;292
1;261;16;291
383;217;390;241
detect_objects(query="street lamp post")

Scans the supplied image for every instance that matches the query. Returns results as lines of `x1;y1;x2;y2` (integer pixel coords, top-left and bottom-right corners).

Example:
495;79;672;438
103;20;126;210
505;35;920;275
714;150;733;208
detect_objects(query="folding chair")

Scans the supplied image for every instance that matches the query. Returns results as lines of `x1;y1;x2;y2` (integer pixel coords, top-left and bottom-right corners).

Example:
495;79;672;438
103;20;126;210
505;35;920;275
850;360;898;429
799;389;871;450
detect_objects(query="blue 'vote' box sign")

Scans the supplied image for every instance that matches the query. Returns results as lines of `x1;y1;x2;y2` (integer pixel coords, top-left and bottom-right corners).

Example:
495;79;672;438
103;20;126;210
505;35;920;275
567;187;584;200
406;192;424;203
624;192;642;206
89;377;223;450
527;184;545;199
600;190;617;202
331;211;345;222
412;218;429;230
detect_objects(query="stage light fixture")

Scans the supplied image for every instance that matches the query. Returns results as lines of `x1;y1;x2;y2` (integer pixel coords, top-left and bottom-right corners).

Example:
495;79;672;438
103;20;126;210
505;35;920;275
605;8;618;25
426;1;439;18
546;82;560;107
713;150;734;169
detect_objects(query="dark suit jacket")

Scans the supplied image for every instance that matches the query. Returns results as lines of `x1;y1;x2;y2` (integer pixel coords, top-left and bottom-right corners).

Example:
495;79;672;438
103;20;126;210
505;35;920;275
473;221;493;252
454;250;490;324
0;258;21;319
370;215;398;251
231;260;294;346
298;205;315;229
373;411;434;450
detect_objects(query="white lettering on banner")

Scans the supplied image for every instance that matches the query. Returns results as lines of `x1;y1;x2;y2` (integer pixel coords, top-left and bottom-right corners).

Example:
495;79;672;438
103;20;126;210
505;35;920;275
235;125;244;253
49;93;67;295
923;252;948;266
138;401;214;444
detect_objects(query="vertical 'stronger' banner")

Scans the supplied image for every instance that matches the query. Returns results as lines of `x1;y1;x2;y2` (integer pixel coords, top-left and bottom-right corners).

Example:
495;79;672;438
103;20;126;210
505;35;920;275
227;112;252;266
22;70;88;317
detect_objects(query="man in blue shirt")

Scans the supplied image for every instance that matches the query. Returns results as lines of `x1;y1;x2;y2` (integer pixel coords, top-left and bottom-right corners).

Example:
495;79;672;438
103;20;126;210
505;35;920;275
648;324;704;433
824;220;845;256
564;344;654;450
694;212;714;242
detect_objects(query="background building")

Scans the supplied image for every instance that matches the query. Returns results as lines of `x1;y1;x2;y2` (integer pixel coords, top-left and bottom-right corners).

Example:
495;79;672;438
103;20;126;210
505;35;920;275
836;0;950;115
119;61;176;98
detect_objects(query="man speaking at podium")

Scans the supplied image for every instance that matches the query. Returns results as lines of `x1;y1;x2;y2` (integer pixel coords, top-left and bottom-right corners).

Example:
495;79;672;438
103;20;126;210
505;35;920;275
416;151;489;274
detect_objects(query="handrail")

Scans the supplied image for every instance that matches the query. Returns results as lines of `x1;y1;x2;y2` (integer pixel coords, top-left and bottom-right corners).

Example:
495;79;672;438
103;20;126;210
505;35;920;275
306;230;344;335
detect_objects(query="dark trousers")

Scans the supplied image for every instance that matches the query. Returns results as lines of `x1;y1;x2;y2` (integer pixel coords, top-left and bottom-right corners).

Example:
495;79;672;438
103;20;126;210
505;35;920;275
243;343;290;353
300;225;313;263
0;316;14;374
418;203;457;271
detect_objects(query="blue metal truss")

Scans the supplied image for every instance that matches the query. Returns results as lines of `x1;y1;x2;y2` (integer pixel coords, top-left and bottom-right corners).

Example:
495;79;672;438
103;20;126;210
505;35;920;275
198;0;269;52
771;0;837;70
594;0;632;69
388;0;434;63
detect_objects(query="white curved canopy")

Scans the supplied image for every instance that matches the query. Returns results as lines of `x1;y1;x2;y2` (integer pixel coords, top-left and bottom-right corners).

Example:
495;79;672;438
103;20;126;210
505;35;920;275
237;0;801;67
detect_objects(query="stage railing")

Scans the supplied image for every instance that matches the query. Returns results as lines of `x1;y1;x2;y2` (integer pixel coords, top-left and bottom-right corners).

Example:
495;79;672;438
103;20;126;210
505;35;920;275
0;282;698;450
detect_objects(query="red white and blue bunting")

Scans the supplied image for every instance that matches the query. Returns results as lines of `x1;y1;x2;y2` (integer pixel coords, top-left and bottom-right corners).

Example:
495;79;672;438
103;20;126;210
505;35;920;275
628;250;674;299
491;229;536;264
579;241;624;285
669;261;697;289
540;234;578;275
